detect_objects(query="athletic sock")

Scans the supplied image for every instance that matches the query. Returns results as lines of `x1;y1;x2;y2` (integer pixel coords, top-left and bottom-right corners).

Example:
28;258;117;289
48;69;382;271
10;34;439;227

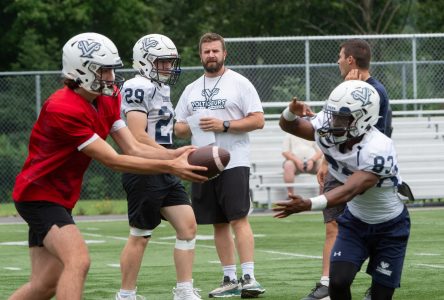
241;262;255;279
223;264;237;281
176;280;193;289
320;276;329;287
118;289;136;298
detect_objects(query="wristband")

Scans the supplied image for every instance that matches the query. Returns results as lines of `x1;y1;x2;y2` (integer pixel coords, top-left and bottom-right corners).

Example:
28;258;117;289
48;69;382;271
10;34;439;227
282;107;298;121
309;195;328;210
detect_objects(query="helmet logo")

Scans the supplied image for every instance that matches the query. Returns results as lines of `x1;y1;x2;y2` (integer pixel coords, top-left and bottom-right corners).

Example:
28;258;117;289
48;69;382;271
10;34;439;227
351;87;372;106
78;40;101;58
142;37;159;52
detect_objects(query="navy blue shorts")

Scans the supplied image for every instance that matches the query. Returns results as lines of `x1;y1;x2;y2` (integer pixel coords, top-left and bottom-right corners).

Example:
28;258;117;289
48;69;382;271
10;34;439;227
122;173;190;230
331;206;410;288
191;167;251;224
14;201;74;247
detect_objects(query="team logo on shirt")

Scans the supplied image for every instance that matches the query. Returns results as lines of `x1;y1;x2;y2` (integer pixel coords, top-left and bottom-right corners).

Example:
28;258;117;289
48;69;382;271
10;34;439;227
142;37;159;52
78;41;101;58
190;88;227;110
351;87;373;106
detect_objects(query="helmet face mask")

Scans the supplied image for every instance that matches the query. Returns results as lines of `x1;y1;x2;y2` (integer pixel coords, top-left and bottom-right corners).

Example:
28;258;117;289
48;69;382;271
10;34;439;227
318;80;380;145
133;34;181;86
62;32;124;96
89;65;124;96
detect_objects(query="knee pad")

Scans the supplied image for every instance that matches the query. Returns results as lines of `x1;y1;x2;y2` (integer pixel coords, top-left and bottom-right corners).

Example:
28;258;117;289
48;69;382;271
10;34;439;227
130;227;152;238
175;238;196;250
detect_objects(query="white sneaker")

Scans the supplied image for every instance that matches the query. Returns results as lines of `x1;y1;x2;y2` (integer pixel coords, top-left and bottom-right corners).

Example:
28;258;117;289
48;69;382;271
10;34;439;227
115;292;147;300
172;287;202;300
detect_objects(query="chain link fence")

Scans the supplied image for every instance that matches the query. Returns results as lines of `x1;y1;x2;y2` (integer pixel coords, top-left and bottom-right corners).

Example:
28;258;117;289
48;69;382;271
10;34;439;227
1;33;444;203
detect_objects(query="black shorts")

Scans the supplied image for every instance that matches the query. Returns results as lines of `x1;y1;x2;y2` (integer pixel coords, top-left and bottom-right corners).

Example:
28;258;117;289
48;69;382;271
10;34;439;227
322;172;346;223
14;201;74;247
191;167;251;224
122;173;190;230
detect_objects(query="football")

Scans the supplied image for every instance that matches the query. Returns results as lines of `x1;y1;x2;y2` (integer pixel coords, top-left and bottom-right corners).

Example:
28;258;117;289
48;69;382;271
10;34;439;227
187;145;230;179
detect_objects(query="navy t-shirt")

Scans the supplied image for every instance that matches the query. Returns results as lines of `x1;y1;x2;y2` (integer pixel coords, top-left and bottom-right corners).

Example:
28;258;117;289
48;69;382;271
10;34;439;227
366;77;392;137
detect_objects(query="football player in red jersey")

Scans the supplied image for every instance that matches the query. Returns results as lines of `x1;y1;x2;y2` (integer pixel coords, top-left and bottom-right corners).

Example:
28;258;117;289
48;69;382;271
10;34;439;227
9;32;206;300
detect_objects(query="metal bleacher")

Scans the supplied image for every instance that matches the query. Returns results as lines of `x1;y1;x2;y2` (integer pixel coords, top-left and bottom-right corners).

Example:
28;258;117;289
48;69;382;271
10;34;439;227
249;110;444;209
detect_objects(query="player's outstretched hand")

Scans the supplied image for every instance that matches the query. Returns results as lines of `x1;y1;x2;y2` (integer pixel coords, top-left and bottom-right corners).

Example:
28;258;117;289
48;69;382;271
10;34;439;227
273;194;311;218
289;97;315;117
170;145;198;158
170;148;208;182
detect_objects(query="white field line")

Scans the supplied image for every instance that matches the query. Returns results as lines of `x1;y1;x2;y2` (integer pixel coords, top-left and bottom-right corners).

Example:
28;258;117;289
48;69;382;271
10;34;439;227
3;267;21;271
415;263;444;269
259;250;321;259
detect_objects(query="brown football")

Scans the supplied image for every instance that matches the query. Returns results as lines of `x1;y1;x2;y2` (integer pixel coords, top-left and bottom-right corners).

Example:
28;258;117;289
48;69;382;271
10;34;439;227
187;145;230;179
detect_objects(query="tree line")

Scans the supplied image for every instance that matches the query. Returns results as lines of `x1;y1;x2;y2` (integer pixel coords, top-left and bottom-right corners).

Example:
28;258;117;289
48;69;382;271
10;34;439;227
1;0;443;72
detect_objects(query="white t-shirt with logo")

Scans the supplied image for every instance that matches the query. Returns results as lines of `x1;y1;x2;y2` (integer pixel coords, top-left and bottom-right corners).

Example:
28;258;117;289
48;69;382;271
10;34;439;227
175;69;263;169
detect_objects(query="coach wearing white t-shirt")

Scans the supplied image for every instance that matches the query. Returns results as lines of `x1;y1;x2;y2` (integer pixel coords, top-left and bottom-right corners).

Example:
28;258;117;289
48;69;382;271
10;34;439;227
174;32;266;298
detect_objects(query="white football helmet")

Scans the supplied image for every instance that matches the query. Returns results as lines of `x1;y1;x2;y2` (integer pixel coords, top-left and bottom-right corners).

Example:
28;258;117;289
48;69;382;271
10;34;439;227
132;34;181;85
62;32;124;96
318;80;380;145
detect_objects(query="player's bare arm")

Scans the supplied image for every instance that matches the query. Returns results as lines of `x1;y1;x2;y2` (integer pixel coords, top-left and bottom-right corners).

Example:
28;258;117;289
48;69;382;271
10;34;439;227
279;97;316;141
323;170;379;206
126;110;165;149
273;170;378;218
289;96;315;117
199;111;264;133
316;157;328;187
111;126;171;159
82;137;207;182
126;111;197;159
174;121;192;139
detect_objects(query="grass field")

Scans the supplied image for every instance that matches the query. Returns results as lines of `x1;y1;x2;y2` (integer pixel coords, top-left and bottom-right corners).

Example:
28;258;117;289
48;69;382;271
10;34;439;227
0;209;443;300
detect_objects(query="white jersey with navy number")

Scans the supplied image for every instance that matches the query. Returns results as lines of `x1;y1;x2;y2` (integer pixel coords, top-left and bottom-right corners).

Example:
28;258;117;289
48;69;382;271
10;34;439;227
311;111;404;224
175;69;263;169
121;76;174;145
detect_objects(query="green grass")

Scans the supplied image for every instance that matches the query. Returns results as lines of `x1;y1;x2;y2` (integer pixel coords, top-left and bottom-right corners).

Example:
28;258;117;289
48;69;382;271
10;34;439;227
0;209;443;299
0;200;128;217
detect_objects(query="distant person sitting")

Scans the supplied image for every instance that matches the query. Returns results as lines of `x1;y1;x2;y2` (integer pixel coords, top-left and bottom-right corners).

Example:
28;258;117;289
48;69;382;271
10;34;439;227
282;133;323;195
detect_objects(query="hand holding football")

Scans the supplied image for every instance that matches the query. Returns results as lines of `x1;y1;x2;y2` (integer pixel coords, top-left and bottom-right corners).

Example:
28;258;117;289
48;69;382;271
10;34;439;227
187;146;230;179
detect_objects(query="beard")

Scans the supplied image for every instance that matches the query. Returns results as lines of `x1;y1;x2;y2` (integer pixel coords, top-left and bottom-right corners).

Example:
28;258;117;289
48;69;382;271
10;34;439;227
203;59;224;73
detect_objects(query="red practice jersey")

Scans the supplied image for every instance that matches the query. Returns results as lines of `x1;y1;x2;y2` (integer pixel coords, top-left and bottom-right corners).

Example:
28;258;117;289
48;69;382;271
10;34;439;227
13;87;122;209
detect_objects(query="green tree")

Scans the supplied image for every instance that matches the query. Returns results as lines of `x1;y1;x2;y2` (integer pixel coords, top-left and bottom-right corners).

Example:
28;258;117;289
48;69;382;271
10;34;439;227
0;0;158;71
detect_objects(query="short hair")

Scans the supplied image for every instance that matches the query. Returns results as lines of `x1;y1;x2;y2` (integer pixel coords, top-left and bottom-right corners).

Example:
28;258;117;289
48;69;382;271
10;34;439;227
339;39;371;69
63;78;80;90
199;32;226;53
